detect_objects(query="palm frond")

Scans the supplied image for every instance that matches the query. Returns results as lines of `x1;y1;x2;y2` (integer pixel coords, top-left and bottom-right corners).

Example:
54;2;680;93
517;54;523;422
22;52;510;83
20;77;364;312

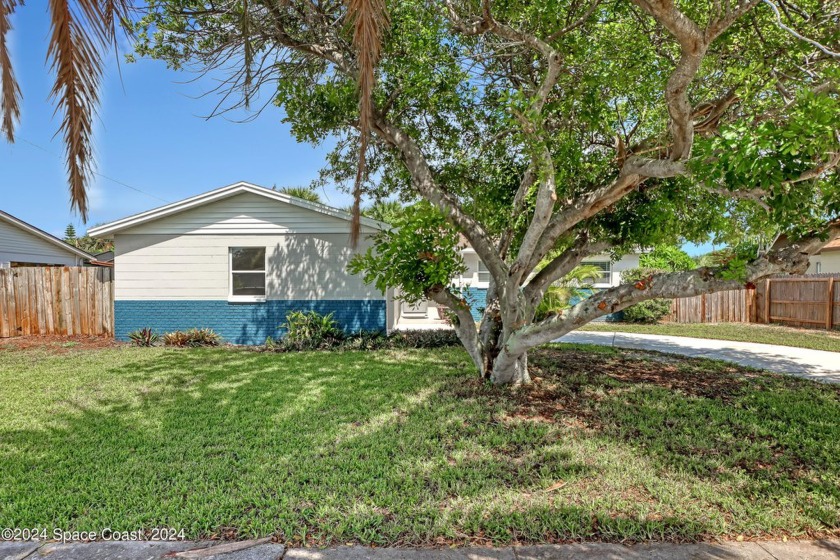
46;0;132;221
0;0;21;142
346;0;389;245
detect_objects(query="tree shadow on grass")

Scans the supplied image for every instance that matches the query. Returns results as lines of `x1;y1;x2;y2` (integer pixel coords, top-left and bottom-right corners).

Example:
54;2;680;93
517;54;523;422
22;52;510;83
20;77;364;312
521;346;840;534
2;345;824;545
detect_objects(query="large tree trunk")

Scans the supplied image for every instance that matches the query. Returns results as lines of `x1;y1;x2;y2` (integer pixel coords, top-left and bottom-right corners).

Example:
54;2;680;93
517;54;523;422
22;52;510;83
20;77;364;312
489;350;531;385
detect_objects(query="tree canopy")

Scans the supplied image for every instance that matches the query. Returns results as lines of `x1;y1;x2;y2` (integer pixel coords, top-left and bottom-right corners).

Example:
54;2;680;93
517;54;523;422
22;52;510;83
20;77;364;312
135;0;839;383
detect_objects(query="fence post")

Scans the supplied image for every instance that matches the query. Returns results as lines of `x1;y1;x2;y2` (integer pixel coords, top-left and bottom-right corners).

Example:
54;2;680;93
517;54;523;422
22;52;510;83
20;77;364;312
827;277;835;330
764;279;771;324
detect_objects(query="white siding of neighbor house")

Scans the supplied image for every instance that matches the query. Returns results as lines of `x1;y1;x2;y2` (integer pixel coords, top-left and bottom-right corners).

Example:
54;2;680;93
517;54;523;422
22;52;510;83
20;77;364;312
0;217;84;268
807;252;840;274
455;252;640;289
122;192;369;235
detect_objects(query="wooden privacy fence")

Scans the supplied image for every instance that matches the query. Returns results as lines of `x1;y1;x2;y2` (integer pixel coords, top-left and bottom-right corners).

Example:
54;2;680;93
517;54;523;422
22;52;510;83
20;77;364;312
666;274;840;330
763;276;838;329
666;288;756;324
0;266;113;337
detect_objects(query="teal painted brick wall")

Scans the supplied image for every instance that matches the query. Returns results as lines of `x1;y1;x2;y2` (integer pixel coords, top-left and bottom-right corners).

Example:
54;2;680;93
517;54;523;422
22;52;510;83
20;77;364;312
461;287;487;321
115;300;386;345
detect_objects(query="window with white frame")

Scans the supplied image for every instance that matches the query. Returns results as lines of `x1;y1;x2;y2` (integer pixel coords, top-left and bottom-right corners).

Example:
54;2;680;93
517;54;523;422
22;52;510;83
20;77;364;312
587;261;612;283
477;260;491;284
816;262;822;273
230;247;266;299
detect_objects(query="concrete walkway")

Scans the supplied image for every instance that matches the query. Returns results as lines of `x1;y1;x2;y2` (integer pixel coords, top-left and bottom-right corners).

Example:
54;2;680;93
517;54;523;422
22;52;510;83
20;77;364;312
558;331;840;383
2;540;840;560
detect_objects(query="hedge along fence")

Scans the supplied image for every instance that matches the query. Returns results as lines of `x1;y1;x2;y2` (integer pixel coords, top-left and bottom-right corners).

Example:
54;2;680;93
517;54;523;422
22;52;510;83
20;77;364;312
0;266;114;337
666;274;840;330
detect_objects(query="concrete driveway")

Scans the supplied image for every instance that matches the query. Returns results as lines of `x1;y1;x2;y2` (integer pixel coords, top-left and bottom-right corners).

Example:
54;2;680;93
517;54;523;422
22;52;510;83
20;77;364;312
557;331;840;384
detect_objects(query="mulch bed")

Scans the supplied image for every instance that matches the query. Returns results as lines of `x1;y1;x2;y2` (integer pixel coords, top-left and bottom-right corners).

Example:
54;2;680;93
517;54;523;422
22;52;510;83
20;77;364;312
0;335;123;353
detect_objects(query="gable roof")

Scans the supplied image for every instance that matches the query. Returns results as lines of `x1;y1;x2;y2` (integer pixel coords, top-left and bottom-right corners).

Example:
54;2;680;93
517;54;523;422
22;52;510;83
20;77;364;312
821;236;840;252
87;182;390;237
0;210;94;261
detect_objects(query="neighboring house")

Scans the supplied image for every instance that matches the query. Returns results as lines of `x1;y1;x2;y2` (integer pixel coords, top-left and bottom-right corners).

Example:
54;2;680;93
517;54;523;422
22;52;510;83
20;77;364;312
90;251;114;267
88;182;392;344
394;244;643;329
0;210;93;268
807;237;840;274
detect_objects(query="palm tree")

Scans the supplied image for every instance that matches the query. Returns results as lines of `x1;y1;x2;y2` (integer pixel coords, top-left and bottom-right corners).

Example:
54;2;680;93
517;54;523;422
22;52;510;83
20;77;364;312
534;264;603;321
2;0;383;225
1;0;133;222
275;186;323;204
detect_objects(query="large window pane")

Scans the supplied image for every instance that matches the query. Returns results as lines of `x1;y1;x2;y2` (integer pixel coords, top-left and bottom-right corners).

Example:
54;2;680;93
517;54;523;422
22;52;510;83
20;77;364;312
231;247;265;271
232;272;265;296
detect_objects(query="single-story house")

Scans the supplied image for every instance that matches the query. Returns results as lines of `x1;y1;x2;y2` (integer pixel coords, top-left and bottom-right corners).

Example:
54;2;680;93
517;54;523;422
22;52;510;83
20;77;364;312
90;182;646;342
0;210;93;268
807;236;840;274
89;182;393;343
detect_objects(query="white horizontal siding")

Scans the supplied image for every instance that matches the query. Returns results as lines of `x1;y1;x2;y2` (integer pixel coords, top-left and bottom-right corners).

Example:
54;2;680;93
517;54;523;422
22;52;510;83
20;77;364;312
114;233;383;301
121;192;378;235
808;252;840;274
0;218;83;267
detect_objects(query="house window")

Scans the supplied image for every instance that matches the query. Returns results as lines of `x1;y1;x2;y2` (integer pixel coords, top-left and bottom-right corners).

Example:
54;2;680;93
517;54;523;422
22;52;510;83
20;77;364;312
230;247;266;299
477;260;491;284
816;262;822;273
587;261;612;283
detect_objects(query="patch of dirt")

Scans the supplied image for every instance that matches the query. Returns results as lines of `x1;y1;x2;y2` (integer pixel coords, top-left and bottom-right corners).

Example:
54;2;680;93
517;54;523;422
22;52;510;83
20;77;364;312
450;347;759;428
0;335;124;353
533;346;750;399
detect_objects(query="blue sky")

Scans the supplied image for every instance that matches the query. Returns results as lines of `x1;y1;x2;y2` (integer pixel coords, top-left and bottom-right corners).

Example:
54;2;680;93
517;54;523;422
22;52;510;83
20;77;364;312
0;6;714;255
0;5;349;238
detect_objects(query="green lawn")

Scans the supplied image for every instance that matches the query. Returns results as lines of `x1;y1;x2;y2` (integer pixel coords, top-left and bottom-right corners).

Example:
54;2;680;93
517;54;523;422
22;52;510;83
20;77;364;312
0;343;839;545
581;322;840;352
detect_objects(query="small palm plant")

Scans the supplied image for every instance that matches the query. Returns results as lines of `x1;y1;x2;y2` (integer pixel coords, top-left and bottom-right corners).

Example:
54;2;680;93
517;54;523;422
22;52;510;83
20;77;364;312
128;327;158;347
535;264;603;321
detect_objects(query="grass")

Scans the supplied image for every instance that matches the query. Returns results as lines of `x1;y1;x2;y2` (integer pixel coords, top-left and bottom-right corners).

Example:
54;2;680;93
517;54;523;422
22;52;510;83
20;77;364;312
581;322;840;352
0;342;838;545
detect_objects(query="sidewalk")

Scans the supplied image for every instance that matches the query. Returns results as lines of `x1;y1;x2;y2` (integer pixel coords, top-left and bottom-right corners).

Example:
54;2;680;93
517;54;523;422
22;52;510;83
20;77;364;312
558;331;840;383
3;540;840;560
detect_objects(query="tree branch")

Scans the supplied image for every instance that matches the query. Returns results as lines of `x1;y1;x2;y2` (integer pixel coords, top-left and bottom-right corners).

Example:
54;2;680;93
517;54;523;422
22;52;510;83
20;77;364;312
525;157;687;273
509;223;840;350
372;116;508;279
523;235;611;308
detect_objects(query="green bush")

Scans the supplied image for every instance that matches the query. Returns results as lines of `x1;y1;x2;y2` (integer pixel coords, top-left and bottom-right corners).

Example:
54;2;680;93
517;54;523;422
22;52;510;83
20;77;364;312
162;328;221;347
127;328;158;347
281;310;344;347
387;329;461;348
619;267;673;323
260;311;464;353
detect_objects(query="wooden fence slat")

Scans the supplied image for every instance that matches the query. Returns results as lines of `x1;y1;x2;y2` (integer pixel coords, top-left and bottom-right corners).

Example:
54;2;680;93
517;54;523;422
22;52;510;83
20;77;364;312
0;270;7;338
5;269;17;336
43;267;54;334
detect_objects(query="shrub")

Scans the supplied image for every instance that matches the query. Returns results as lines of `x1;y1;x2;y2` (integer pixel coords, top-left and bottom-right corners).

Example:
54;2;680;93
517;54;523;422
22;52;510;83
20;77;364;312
619;267;673;323
387;329;461;349
128;328;159;347
281;310;344;346
262;324;461;353
163;328;221;347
